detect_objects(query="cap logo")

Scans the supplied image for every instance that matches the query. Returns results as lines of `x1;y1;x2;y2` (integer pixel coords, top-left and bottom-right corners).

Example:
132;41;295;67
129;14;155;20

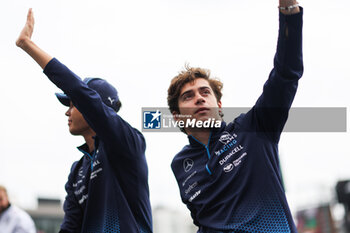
108;97;115;105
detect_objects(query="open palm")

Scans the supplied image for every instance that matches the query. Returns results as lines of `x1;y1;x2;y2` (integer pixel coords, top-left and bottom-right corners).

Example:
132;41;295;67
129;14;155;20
16;8;34;48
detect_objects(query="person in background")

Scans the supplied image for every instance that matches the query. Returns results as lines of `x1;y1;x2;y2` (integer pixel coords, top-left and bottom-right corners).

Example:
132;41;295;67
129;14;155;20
0;185;36;233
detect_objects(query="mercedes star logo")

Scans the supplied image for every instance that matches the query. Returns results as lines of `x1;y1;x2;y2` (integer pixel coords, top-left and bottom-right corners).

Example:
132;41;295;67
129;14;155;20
183;158;194;172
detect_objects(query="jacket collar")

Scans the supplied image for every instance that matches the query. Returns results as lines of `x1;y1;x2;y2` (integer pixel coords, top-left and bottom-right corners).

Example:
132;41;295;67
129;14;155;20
77;136;100;155
187;121;227;147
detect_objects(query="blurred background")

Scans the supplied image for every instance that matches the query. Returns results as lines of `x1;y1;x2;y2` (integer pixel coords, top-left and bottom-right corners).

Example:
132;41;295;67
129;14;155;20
1;0;349;232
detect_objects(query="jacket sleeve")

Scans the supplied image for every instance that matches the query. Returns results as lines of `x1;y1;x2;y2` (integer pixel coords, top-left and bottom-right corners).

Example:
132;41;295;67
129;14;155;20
60;163;83;233
249;8;304;143
43;59;145;159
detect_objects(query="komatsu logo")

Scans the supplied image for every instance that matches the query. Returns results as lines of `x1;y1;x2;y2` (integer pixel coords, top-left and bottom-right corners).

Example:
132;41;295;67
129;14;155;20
189;190;201;202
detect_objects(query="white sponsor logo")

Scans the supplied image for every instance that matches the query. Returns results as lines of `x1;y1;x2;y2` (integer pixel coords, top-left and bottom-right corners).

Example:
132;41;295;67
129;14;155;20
182;171;197;187
79;194;88;204
90;168;103;180
222;152;248;173
185;182;198;195
215;132;238;156
223;163;234;173
93;159;100;167
219;145;244;165
189;190;201;202
183;159;194;172
78;168;84;177
108;97;115;105
72;179;83;187
74;185;86;195
232;152;247;167
219;132;235;145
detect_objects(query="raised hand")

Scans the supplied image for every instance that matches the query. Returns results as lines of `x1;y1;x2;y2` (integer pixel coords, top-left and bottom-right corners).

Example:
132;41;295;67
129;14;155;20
16;8;52;69
16;8;34;48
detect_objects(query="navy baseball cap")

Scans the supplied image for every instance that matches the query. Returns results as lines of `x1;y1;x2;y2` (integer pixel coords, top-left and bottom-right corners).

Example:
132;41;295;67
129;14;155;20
55;78;120;112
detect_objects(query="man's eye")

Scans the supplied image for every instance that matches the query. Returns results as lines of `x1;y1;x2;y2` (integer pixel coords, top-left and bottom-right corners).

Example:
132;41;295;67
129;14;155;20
183;94;192;100
202;90;210;95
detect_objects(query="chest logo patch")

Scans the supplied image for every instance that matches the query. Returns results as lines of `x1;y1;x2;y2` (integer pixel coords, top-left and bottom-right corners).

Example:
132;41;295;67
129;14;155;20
223;163;234;173
219;131;235;145
183;158;194;172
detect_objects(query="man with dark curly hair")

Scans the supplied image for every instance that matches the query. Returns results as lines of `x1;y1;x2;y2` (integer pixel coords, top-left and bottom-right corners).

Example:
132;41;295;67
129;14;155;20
168;1;303;232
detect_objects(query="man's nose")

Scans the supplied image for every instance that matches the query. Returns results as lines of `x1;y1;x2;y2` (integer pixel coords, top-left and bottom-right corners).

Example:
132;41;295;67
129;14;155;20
195;93;205;105
65;108;71;116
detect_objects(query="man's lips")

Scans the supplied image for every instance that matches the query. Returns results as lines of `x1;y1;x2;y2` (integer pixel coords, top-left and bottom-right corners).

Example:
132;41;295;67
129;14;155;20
68;120;72;126
195;107;210;114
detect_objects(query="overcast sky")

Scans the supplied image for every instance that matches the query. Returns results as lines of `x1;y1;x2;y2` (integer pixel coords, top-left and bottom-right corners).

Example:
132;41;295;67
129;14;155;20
1;0;349;220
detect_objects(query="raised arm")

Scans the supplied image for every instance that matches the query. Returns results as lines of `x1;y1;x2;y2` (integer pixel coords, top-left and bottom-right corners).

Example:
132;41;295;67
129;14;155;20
243;1;303;143
16;9;145;159
16;9;52;69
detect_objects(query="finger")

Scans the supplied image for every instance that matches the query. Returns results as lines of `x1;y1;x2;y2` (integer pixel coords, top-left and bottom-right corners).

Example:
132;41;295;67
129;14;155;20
27;8;32;20
27;8;34;25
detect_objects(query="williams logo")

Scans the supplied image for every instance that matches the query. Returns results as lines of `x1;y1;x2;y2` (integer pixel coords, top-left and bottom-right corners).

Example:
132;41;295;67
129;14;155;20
143;110;161;129
183;158;194;172
219;132;235;145
215;132;238;156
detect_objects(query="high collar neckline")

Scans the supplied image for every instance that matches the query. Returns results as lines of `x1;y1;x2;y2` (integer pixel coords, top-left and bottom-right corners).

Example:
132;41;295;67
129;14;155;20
187;121;226;147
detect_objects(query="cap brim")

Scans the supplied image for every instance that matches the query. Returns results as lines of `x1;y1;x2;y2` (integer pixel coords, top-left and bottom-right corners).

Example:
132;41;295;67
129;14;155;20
55;93;70;107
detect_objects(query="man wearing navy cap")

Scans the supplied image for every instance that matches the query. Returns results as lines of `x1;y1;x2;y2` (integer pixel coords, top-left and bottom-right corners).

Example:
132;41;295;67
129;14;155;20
16;9;152;233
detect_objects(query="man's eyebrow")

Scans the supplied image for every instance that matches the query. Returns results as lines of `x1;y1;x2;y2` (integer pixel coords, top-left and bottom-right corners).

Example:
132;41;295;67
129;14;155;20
199;86;211;91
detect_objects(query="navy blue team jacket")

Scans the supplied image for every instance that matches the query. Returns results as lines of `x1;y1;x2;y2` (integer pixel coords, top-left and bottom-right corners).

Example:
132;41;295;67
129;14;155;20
43;59;153;233
171;9;303;233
